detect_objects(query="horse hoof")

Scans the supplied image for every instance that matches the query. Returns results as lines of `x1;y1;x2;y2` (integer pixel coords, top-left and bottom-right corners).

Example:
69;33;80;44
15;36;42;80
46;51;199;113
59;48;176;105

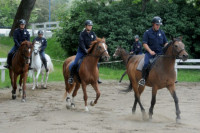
85;106;89;112
66;104;71;109
21;99;26;102
90;100;95;106
32;88;35;90
12;95;16;100
71;103;75;109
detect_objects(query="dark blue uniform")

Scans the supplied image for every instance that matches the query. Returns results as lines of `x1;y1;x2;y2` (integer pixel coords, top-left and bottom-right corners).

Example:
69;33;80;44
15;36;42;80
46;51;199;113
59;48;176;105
131;41;143;55
74;29;96;65
143;27;167;68
32;37;47;63
7;28;30;65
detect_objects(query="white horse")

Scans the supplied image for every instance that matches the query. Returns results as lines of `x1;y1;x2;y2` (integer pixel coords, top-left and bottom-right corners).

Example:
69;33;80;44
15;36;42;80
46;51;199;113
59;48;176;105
30;41;54;90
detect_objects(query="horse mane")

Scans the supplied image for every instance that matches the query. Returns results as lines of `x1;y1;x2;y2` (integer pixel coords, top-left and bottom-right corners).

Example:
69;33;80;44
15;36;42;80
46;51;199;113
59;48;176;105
88;38;105;54
163;41;173;54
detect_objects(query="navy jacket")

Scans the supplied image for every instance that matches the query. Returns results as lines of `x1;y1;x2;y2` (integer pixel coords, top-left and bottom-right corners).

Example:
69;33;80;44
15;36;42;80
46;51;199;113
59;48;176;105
131;41;143;55
33;37;47;51
143;27;167;54
78;29;96;54
13;28;30;47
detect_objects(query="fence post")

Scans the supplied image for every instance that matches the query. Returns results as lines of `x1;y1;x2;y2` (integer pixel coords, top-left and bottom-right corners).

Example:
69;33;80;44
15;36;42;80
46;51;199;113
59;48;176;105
44;23;47;38
1;62;5;82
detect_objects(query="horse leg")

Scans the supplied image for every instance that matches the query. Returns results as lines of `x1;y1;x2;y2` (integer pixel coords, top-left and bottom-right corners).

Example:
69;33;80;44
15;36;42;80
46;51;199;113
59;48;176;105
35;69;41;89
12;74;18;100
149;87;158;120
132;81;146;120
18;74;23;97
44;71;49;89
21;72;28;102
71;83;80;108
90;82;100;106
132;85;145;114
167;84;181;123
82;83;89;111
32;70;36;90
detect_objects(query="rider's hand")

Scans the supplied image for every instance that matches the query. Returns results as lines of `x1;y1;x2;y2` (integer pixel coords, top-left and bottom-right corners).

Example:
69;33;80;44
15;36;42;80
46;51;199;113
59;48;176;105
130;52;133;54
149;50;156;56
85;49;88;54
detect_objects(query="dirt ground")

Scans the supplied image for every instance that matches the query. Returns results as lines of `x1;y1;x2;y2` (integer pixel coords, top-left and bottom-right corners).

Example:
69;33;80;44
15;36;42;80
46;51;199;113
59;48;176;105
0;80;199;133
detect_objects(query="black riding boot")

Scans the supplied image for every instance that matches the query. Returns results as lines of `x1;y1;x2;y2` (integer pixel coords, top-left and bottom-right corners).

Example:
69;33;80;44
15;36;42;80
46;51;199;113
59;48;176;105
138;67;149;86
68;65;77;84
42;58;49;72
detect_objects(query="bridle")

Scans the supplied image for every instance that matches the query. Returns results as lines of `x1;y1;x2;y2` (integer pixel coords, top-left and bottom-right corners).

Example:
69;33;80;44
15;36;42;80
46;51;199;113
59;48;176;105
21;45;32;64
87;42;108;58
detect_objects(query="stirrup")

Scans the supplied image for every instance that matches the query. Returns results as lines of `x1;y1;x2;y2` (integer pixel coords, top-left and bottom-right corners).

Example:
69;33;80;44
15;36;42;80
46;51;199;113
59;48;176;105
138;78;145;86
68;77;74;84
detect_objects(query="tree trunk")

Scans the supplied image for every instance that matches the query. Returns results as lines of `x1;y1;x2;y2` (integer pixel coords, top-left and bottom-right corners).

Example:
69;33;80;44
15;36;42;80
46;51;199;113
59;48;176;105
142;0;150;12
9;0;36;37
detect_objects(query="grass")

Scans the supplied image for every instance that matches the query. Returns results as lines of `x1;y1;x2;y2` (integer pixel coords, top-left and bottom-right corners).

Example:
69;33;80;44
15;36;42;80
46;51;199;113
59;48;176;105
0;36;200;88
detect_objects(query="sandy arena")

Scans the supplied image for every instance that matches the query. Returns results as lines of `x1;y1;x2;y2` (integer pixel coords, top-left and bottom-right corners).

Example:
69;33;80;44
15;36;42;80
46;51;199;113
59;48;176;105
0;80;199;133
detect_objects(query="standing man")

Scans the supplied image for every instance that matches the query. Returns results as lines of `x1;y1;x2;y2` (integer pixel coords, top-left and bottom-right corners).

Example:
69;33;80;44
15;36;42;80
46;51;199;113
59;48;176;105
4;19;30;68
32;30;49;72
130;35;143;55
138;16;168;86
68;20;100;84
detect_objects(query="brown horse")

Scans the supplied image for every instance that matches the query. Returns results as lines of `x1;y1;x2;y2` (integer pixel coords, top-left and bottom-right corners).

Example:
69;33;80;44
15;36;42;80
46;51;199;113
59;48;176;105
63;38;110;111
9;41;33;102
113;37;188;122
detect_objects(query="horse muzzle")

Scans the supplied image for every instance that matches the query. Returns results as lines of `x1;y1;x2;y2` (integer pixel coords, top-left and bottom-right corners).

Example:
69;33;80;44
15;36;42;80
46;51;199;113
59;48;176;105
178;53;189;61
102;55;110;61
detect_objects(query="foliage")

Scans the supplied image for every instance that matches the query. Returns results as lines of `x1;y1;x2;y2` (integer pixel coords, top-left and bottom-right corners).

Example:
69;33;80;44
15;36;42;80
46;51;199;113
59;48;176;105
57;0;200;58
0;0;20;27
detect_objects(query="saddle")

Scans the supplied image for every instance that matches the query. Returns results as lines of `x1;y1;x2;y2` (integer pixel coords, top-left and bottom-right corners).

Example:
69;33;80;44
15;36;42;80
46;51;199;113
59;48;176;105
137;55;160;71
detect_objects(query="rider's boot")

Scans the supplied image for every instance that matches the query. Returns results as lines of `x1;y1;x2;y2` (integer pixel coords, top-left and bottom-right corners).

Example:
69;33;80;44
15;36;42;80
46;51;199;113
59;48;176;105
4;53;12;69
68;65;77;84
138;67;148;86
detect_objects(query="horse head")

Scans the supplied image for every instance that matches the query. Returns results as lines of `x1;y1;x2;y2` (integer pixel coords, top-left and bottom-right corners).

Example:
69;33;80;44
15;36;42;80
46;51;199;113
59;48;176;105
33;41;41;55
20;41;33;64
113;46;123;58
88;37;110;61
164;37;188;61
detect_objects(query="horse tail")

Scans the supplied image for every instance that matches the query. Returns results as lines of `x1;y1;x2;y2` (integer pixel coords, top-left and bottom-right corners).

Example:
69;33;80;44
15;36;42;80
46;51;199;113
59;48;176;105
120;81;132;93
48;58;54;72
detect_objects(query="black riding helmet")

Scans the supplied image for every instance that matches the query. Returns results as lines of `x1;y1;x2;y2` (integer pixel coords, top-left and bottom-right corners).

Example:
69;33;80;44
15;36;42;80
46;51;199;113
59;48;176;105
134;35;139;39
152;16;162;25
85;20;93;26
19;19;26;25
38;30;44;35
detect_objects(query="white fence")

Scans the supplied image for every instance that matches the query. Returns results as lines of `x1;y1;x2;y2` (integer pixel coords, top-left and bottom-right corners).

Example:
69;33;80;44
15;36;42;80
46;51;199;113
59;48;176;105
1;58;200;82
31;21;60;38
0;58;6;82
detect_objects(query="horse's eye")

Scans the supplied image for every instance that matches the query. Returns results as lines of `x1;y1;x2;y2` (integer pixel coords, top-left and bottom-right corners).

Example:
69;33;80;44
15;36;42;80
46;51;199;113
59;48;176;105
175;45;178;48
98;46;102;49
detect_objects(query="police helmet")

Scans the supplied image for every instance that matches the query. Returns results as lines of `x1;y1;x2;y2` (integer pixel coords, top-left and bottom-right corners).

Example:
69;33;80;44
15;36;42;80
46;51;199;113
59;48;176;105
19;19;26;25
85;20;93;26
134;35;139;39
152;16;162;25
38;30;44;35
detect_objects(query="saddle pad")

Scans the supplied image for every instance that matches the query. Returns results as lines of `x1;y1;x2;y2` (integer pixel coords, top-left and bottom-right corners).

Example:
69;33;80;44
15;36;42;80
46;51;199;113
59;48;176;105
137;57;144;71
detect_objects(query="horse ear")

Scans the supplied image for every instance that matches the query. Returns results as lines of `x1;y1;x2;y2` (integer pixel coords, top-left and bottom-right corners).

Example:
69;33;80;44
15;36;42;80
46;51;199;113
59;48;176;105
170;36;174;41
179;36;183;41
102;37;106;43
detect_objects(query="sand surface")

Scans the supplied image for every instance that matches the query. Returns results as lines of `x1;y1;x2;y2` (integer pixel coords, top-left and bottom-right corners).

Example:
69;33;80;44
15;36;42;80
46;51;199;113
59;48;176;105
0;80;200;133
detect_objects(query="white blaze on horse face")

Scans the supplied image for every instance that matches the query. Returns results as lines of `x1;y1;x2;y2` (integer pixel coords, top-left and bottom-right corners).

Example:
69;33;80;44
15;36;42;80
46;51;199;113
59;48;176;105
28;48;31;53
102;43;108;54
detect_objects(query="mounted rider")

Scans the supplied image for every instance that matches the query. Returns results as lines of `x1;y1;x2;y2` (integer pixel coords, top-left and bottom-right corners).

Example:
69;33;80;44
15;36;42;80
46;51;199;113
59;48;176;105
4;19;30;69
138;16;168;86
68;20;100;84
130;35;143;55
32;30;49;72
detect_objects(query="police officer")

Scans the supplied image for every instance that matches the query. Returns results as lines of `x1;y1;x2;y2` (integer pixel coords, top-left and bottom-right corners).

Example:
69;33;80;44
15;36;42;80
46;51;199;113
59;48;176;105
138;16;168;86
4;19;30;68
32;30;49;72
68;20;97;84
130;35;143;55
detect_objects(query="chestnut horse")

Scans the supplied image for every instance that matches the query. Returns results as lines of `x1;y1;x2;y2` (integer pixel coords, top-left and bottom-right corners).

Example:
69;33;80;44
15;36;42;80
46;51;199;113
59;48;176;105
113;37;188;122
63;38;110;111
9;41;33;102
